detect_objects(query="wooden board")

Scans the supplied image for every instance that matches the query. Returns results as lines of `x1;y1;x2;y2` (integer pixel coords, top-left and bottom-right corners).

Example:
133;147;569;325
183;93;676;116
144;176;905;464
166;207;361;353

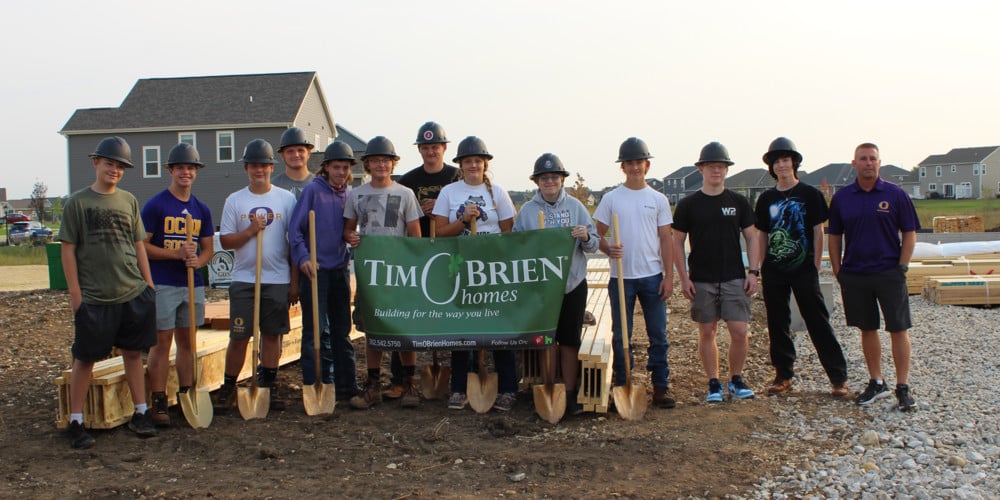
578;286;613;413
906;259;1000;295
924;275;1000;306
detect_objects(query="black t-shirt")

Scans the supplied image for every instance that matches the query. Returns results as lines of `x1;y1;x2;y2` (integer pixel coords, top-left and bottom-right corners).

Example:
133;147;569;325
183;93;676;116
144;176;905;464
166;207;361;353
397;164;460;237
754;182;829;275
672;189;754;283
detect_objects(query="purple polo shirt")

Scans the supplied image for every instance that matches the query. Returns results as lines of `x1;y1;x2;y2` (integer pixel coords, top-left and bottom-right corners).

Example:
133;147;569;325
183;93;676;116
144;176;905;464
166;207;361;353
828;177;920;274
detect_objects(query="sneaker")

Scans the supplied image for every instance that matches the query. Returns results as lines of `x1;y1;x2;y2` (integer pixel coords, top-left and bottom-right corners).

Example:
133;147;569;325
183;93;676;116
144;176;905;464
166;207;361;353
400;377;420;408
652;386;676;409
706;379;724;403
895;384;916;412
727;375;755;400
383;384;406;399
67;421;95;449
447;392;468;410
151;392;171;428
831;381;849;398
855;379;890;406
493;392;516;412
128;410;158;438
349;378;382;410
566;390;585;416
212;384;237;413
767;376;794;394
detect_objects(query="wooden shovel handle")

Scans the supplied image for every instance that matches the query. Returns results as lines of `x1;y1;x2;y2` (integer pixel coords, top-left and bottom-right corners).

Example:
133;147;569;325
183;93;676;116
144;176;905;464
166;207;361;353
186;214;197;385
309;210;321;382
252;211;265;389
612;214;632;384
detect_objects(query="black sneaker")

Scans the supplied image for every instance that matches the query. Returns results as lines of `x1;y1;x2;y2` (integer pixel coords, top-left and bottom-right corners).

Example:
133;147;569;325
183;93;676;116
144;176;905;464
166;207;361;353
213;384;237;413
566;390;585;416
128;410;158;438
855;379;890;406
895;384;916;412
68;421;95;449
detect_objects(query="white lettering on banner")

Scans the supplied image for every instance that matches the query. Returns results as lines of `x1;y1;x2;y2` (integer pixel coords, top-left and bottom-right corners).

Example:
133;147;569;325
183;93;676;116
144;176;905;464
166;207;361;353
466;257;567;286
721;207;736;216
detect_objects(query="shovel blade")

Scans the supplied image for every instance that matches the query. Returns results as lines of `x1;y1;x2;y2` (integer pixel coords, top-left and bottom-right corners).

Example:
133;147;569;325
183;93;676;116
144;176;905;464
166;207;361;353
178;388;214;429
466;372;498;413
612;384;647;421
420;365;451;400
533;382;567;424
302;383;337;416
237;386;270;420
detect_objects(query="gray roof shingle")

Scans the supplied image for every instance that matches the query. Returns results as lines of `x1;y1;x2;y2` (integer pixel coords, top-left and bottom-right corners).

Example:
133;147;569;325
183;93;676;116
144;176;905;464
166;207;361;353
61;72;317;133
918;146;1000;167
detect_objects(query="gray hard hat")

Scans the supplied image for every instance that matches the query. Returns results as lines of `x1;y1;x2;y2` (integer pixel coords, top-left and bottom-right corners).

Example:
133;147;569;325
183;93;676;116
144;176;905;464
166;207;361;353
531;153;570;180
241;139;276;164
165;143;204;168
763;137;803;179
616;137;653;162
89;136;134;168
452;136;493;163
695;141;734;166
414;121;449;145
362;136;400;160
322;141;358;165
278;127;314;152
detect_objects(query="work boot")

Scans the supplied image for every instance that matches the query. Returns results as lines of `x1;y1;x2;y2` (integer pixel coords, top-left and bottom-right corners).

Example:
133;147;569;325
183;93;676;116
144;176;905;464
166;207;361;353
350;378;382;410
652;386;676;409
213;383;237;413
151;392;171;428
400;376;420;408
383;384;406;399
67;421;95;449
128;410;158;438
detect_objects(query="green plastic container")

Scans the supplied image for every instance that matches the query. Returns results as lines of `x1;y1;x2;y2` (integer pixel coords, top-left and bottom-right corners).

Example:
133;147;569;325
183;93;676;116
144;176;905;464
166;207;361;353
46;242;67;290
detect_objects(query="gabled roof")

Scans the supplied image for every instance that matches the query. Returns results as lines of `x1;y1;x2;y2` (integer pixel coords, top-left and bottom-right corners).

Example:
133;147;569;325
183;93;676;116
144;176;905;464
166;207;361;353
800;163;907;186
60;72;321;134
725;168;771;188
664;166;698;180
918;146;1000;167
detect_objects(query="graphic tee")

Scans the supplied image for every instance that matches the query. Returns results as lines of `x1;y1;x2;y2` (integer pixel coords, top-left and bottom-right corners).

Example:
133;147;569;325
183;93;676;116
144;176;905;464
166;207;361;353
754;182;828;275
141;189;215;287
398;164;459;237
433;181;516;235
220;186;297;284
344;182;421;236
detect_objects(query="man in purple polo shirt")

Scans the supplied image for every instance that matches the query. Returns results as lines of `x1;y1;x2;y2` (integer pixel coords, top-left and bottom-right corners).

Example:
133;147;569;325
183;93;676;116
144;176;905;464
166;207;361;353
828;143;918;412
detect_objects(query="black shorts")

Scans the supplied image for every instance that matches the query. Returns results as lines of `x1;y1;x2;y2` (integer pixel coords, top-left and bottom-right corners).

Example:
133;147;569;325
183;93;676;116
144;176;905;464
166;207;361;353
555;281;588;348
72;286;156;362
229;282;290;339
837;269;912;332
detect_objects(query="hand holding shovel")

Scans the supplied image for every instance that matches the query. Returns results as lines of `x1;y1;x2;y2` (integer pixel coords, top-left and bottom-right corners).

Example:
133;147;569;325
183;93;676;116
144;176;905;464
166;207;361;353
179;213;212;428
610;213;647;421
238;209;270;420
302;210;336;415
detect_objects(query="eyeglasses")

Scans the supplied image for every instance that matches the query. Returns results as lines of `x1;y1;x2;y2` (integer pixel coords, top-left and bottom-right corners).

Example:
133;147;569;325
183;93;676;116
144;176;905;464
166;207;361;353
537;175;563;183
368;158;393;165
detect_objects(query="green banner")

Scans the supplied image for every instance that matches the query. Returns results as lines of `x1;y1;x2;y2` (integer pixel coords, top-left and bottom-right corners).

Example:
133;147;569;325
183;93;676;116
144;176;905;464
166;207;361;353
353;228;575;350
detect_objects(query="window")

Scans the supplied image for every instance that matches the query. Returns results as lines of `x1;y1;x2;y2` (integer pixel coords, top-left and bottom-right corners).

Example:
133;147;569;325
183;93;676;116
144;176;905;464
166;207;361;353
936;165;942;177
951;165;957;173
143;146;161;178
217;131;234;163
973;165;980;175
928;183;937;191
315;134;321;150
919;167;926;178
178;132;196;148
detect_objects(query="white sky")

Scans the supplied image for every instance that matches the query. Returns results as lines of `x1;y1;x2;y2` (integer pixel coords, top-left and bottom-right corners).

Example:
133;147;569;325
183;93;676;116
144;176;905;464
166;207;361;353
2;0;998;199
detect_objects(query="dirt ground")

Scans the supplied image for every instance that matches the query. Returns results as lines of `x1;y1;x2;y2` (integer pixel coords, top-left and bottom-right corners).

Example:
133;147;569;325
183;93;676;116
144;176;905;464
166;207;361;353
0;267;848;498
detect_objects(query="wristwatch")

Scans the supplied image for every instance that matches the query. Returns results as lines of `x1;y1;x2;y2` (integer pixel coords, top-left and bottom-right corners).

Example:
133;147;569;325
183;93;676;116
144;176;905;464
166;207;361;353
898;264;909;273
748;269;760;277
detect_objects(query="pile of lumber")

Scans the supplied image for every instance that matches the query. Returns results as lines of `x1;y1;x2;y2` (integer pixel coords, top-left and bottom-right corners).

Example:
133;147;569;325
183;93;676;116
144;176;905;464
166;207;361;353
578;286;614;413
906;259;1000;295
932;215;984;233
923;276;1000;306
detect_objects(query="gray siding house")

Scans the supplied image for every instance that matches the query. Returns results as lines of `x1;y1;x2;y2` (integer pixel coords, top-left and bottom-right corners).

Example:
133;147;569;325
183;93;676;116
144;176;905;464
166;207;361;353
800;163;909;199
59;72;365;220
916;146;1000;199
662;166;702;205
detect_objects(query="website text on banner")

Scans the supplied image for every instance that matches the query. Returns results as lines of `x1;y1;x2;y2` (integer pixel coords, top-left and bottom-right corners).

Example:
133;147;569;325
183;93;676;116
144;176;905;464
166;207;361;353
354;228;575;350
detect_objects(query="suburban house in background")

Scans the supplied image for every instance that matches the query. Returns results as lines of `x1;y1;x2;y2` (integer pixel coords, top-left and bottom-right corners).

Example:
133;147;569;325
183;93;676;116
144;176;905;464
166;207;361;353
915;146;1000;199
661;166;702;205
59;71;368;219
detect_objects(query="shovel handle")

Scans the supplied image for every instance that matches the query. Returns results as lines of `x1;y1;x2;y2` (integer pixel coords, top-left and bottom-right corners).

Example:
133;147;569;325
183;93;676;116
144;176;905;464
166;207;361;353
186;214;198;387
309;210;322;382
612;214;632;384
252;210;265;389
430;218;435;238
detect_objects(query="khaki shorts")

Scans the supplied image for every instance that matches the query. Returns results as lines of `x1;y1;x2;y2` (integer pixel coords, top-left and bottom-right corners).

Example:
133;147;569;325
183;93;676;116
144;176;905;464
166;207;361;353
690;279;751;323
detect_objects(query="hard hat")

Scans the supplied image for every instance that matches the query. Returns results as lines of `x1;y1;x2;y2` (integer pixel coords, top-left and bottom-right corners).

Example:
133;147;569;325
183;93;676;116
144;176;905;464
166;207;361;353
361;136;400;160
241;139;276;164
530;153;570;180
762;137;803;179
616;137;653;163
165;143;204;168
322;141;358;165
695;141;734;166
278;127;314;152
414;121;449;145
89;136;134;168
452;136;493;163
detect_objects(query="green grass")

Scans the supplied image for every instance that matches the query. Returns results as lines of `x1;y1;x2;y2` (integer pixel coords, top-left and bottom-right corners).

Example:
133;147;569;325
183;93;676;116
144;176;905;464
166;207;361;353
913;198;1000;231
0;245;48;265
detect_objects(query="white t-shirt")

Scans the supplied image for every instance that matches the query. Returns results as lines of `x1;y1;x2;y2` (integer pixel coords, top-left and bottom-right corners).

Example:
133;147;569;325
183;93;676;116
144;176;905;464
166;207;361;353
593;185;673;279
220;185;297;284
344;182;421;236
432;181;515;235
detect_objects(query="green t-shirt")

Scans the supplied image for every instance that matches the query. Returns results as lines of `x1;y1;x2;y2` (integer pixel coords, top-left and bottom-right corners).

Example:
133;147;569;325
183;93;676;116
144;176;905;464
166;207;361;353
59;187;148;305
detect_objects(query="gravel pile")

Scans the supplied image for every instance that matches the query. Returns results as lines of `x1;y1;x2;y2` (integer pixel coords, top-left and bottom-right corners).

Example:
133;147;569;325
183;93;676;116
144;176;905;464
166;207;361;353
752;287;1000;499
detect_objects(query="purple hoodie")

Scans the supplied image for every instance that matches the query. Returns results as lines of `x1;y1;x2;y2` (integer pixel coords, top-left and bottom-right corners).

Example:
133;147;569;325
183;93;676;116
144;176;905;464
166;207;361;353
289;176;350;270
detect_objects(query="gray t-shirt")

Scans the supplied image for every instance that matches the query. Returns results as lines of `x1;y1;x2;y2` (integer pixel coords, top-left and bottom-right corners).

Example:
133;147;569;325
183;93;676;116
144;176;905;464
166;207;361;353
344;182;421;236
271;171;315;200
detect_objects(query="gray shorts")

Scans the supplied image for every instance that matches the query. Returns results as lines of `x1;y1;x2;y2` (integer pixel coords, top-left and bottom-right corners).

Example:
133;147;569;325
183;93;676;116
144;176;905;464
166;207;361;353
691;279;751;323
229;281;290;339
155;285;206;331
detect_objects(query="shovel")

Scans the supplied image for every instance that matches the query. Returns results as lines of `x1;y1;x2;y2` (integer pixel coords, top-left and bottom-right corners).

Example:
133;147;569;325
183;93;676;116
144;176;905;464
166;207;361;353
532;210;566;423
464;218;499;413
302;210;336;415
179;213;213;428
419;218;450;400
610;213;647;421
238;209;270;420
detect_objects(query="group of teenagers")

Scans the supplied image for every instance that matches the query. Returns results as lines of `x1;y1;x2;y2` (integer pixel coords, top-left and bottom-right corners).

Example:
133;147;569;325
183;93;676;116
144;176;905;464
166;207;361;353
60;123;919;451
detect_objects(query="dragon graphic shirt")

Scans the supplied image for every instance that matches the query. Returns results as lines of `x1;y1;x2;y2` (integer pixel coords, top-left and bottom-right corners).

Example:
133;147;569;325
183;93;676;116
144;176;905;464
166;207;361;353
754;182;829;275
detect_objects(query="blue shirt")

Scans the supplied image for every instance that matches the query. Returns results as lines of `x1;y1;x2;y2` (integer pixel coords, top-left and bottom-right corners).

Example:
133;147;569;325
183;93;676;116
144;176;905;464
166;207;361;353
141;189;214;287
828;177;919;274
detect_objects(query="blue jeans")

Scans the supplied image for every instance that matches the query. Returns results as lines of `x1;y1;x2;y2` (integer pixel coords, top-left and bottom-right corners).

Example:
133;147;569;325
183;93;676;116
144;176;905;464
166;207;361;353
608;273;669;388
299;267;357;390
